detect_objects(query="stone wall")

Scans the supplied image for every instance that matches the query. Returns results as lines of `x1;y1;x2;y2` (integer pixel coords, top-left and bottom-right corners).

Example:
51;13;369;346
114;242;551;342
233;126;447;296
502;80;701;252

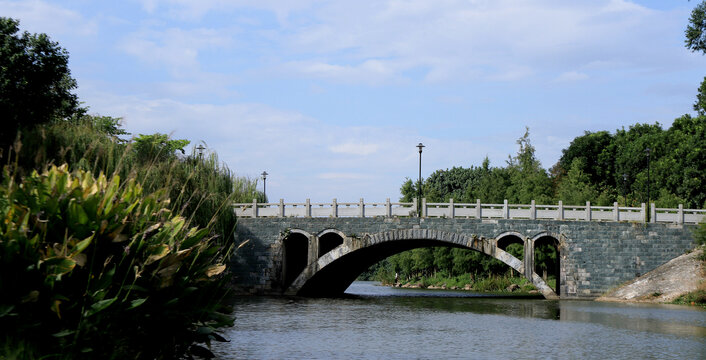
231;217;697;298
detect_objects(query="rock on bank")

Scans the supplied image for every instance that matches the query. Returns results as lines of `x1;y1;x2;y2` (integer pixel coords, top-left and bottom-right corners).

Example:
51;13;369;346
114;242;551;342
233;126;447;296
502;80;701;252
596;247;704;303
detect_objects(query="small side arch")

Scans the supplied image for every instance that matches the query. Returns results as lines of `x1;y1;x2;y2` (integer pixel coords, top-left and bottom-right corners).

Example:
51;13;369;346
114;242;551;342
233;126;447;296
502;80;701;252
496;231;526;277
317;229;345;258
531;232;561;294
496;231;526;250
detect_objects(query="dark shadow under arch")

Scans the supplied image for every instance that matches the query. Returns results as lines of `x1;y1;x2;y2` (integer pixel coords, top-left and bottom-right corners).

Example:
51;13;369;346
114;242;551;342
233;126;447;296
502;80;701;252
282;232;309;290
298;239;465;296
319;232;344;258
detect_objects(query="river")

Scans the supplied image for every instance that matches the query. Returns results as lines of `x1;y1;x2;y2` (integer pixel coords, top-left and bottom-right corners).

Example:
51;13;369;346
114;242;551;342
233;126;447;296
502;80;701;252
211;281;706;359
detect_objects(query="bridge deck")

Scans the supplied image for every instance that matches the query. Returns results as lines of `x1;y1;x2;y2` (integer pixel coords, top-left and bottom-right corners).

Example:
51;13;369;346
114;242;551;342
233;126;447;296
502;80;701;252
234;198;706;224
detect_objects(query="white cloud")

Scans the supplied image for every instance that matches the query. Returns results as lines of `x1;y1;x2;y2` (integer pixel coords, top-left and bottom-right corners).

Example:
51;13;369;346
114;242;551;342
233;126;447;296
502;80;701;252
133;0;321;22
273;0;686;84
555;71;590;82
0;0;97;36
118;27;232;75
284;59;409;85
329;143;380;156
79;89;515;202
121;1;693;87
317;172;372;180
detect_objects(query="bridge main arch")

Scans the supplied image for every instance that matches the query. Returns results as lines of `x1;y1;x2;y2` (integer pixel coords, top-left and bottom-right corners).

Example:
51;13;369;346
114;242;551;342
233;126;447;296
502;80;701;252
284;228;558;299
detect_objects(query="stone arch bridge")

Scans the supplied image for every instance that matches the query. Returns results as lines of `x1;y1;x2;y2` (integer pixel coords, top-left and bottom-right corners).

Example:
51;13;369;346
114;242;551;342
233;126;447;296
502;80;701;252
231;199;703;299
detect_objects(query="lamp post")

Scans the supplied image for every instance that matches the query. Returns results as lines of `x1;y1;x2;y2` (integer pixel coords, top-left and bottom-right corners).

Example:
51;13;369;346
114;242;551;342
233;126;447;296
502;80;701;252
196;144;205;158
622;173;628;206
416;143;425;216
261;171;268;201
645;148;651;206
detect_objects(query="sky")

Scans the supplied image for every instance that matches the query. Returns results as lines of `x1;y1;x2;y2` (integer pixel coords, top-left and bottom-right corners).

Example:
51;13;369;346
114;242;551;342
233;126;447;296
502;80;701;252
2;0;705;203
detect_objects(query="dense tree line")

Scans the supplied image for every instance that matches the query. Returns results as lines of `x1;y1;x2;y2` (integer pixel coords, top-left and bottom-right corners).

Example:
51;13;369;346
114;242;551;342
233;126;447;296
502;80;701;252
378;116;706;286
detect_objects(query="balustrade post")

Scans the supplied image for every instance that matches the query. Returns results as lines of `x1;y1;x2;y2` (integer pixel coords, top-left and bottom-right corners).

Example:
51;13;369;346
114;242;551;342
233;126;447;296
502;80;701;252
359;198;365;218
640;203;646;223
306;198;311;218
503;199;509;219
613;202;619;221
585;201;591;221
476;199;482;219
449;198;455;218
422;198;427;218
412;198;418;217
252;199;257;218
332;198;338;217
557;200;564;220
530;200;536;220
678;204;684;224
279;199;284;217
386;198;391;217
650;203;656;223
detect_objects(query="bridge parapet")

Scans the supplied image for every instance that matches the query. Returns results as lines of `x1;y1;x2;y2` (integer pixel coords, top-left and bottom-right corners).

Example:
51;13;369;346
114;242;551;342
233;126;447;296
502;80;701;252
234;198;706;224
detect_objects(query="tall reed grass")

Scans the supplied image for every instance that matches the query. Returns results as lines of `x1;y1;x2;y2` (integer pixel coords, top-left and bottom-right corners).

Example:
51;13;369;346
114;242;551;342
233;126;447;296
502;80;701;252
12;115;261;245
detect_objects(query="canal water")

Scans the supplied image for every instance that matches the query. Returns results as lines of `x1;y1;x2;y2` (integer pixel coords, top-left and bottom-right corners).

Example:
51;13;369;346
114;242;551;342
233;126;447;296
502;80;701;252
211;281;706;359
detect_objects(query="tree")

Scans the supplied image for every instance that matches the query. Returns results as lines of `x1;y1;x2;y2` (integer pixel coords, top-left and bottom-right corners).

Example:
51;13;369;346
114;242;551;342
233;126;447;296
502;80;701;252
695;77;706;115
555;158;599;205
555;131;614;189
0;17;82;150
686;1;706;54
505;128;553;204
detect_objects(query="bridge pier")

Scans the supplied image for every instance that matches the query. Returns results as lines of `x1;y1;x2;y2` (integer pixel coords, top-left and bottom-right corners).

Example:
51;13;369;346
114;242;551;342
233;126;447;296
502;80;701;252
524;238;534;283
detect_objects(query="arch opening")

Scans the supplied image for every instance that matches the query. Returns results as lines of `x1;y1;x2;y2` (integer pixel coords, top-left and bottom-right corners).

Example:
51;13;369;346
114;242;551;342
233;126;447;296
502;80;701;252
318;232;343;258
496;234;524;277
298;240;467;296
289;230;558;299
282;232;309;290
534;236;560;293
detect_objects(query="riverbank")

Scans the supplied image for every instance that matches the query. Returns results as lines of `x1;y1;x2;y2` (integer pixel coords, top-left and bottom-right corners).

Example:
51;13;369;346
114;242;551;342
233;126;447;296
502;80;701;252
596;246;705;306
382;274;547;295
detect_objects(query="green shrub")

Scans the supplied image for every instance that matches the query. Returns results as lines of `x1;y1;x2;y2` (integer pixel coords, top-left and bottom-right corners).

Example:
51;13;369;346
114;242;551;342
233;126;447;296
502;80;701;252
0;165;232;359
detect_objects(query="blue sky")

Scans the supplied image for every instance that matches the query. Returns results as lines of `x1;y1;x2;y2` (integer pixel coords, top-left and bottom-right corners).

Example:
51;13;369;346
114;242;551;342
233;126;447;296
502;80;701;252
2;0;705;203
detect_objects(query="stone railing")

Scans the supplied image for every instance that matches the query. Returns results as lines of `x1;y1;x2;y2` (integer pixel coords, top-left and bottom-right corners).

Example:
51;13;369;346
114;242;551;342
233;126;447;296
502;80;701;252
233;198;706;224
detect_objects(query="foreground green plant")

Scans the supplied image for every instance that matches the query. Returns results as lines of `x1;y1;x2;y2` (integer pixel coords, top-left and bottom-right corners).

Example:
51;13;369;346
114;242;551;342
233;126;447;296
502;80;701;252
0;165;232;359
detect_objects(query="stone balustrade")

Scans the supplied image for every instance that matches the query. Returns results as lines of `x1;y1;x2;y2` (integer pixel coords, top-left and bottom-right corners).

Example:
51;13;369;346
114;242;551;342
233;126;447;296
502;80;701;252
233;198;706;224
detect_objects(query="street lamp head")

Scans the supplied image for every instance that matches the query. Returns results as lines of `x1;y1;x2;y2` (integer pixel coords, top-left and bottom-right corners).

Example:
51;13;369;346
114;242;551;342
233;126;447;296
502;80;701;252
645;147;651;156
623;173;627;181
261;171;268;180
417;143;425;153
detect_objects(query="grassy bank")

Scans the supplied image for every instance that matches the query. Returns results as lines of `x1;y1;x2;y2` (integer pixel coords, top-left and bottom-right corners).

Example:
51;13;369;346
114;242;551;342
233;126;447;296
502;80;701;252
670;290;706;308
382;273;552;294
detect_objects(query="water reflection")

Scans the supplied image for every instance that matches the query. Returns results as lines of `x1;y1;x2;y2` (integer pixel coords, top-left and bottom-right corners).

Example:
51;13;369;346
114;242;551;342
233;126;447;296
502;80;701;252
212;281;706;359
